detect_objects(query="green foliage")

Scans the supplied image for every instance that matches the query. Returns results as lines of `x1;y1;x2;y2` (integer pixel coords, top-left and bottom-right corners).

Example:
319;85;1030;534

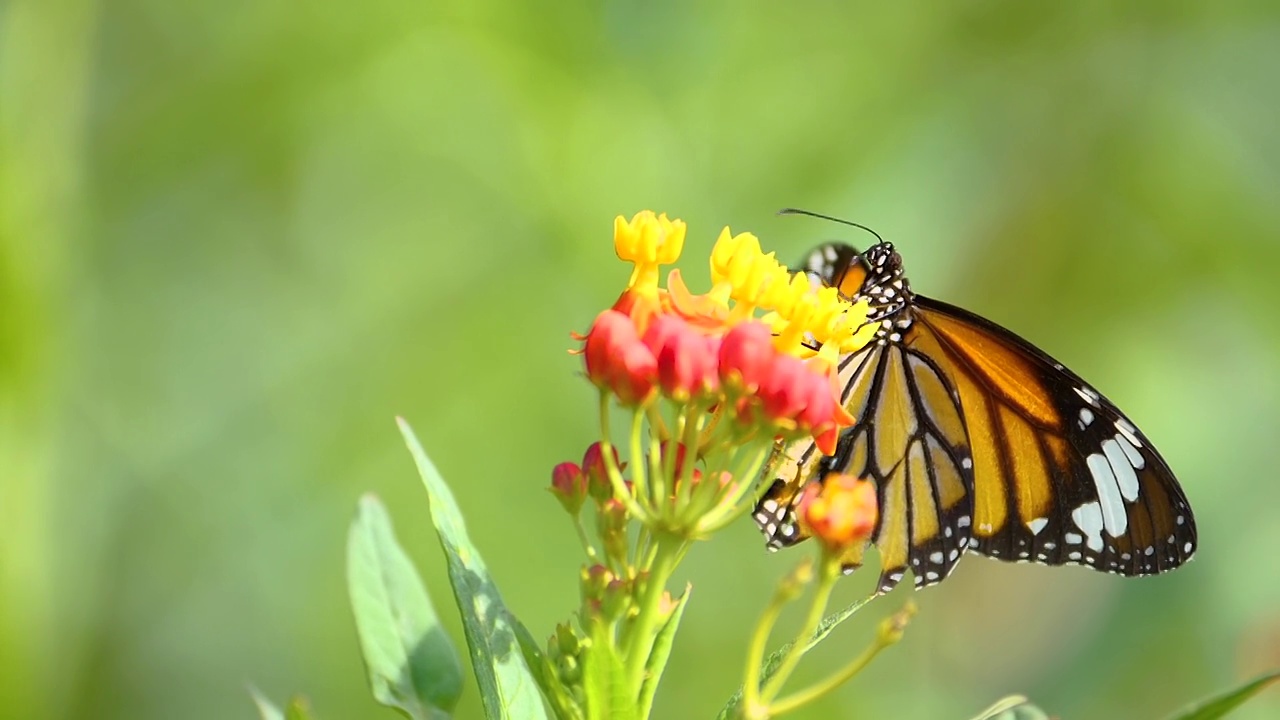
1167;671;1280;720
636;585;690;719
969;696;1050;720
249;687;285;720
719;594;875;719
346;494;463;719
399;419;548;720
582;622;636;720
249;690;319;720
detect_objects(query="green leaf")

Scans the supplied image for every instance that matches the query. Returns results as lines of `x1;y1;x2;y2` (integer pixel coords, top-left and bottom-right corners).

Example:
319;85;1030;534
513;618;584;720
248;686;285;720
285;696;319;720
969;695;1050;720
717;594;875;720
347;494;463;719
583;622;637;720
637;584;691;718
398;418;549;720
1167;670;1280;720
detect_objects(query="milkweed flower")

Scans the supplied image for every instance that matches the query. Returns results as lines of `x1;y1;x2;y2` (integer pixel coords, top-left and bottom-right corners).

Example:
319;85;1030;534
570;210;876;540
545;212;896;720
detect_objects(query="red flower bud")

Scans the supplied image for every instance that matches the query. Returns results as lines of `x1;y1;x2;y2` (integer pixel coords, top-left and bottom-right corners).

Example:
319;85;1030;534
549;461;586;514
758;353;811;422
643;314;719;400
582;309;657;405
582;442;622;501
718;321;776;393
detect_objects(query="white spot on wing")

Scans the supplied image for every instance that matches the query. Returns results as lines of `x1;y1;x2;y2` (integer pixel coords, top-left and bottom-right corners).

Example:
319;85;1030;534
1102;438;1140;503
1078;408;1094;428
1084;454;1128;537
1026;517;1048;535
1115;432;1145;470
1116;417;1143;448
1074;386;1100;407
1070;501;1106;553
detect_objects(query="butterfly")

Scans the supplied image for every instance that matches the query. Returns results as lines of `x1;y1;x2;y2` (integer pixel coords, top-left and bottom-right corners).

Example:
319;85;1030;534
754;222;1197;594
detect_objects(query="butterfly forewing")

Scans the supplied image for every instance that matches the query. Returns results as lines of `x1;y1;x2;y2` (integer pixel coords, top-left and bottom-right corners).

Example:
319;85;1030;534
753;240;1197;592
915;296;1197;575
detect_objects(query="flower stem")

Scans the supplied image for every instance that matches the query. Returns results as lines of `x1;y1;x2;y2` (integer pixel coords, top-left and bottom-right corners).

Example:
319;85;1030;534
740;573;795;718
759;557;841;702
621;532;685;698
767;600;916;716
598;392;648;521
696;442;774;533
572;516;598;560
673;403;703;515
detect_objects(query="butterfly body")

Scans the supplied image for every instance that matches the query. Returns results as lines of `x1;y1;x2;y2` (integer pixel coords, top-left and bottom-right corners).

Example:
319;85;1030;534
755;241;1197;594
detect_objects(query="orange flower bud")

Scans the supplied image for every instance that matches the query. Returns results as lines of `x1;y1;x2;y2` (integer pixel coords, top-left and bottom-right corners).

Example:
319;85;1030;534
798;474;879;552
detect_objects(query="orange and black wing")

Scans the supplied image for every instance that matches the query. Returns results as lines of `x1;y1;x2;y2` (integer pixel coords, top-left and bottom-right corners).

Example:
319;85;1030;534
755;328;978;594
912;295;1197;576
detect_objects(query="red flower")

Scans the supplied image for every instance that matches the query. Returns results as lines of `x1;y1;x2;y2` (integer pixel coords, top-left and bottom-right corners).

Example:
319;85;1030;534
582;310;657;405
718;321;776;393
643;314;719;401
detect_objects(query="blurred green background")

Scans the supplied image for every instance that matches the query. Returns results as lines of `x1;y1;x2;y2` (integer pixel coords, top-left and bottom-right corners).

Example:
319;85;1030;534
3;1;1279;718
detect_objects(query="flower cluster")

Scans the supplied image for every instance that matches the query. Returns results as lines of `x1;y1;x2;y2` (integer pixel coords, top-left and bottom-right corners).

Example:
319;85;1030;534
543;211;891;720
582;211;876;457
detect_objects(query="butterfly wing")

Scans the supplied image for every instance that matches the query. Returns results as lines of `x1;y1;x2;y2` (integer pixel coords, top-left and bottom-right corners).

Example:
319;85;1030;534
756;329;977;594
912;295;1197;575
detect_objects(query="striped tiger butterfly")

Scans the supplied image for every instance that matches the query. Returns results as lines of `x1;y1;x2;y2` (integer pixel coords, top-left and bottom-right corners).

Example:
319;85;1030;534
754;210;1197;594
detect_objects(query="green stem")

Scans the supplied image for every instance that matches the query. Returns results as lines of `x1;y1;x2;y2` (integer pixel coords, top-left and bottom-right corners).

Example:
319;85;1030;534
740;579;792;718
760;558;840;702
572;516;598;561
767;602;914;716
695;442;774;533
629;407;650;515
621;532;685;698
673;403;705;522
598;392;648;521
650;409;671;519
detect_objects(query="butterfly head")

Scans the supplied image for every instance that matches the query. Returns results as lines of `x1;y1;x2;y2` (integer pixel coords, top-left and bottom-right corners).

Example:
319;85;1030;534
802;241;912;322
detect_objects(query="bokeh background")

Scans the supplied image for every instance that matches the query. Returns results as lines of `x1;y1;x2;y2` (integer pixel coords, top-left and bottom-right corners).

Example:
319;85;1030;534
3;2;1279;719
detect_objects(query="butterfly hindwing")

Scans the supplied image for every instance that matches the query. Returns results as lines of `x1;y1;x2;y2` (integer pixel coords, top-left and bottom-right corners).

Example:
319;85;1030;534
757;334;977;594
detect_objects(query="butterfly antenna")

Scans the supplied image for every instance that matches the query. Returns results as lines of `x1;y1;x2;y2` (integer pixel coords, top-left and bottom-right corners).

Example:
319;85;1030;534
777;207;885;245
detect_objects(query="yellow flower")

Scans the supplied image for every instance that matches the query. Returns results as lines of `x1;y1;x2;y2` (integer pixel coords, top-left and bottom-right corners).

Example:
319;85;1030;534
615;211;686;296
709;227;793;318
